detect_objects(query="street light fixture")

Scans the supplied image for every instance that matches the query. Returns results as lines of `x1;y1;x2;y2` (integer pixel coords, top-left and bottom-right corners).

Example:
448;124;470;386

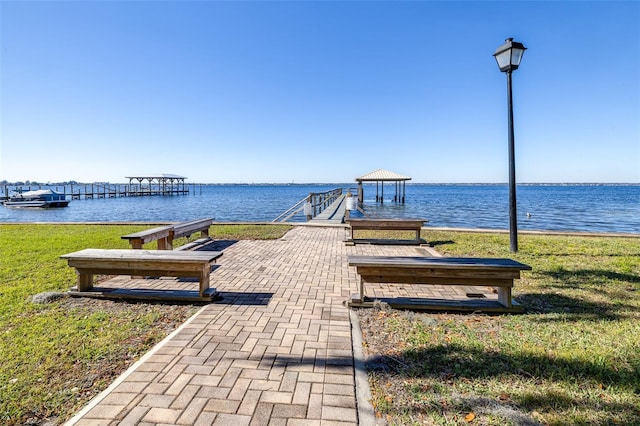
494;38;526;253
494;38;526;72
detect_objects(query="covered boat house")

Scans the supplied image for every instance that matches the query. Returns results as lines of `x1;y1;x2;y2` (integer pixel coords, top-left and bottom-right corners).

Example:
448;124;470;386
355;169;412;204
125;174;189;196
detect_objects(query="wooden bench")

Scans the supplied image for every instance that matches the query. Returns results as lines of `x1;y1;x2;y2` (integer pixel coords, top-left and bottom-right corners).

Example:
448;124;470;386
121;218;214;250
175;238;212;251
346;218;427;245
61;248;223;299
347;255;531;311
121;225;173;249
169;218;213;249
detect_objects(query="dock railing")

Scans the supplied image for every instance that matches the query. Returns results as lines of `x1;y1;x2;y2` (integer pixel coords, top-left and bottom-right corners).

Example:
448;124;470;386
273;188;344;222
272;195;310;223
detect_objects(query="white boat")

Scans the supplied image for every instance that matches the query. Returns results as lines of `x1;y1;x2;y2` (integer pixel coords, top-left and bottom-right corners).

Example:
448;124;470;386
2;189;70;208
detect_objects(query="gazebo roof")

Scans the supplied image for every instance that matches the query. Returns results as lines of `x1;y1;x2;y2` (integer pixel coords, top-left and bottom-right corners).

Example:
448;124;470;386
355;169;411;182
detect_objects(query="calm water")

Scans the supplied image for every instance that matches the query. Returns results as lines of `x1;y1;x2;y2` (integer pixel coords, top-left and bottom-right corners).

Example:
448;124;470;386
1;184;638;234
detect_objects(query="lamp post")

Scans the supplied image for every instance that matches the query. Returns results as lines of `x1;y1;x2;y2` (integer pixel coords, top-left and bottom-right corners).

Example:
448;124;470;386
494;38;526;253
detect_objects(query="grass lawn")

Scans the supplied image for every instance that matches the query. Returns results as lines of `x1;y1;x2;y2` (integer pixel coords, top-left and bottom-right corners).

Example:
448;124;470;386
359;230;640;425
0;223;291;425
1;224;637;425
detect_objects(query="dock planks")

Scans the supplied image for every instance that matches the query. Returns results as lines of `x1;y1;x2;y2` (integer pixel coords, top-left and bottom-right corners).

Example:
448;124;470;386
308;194;347;224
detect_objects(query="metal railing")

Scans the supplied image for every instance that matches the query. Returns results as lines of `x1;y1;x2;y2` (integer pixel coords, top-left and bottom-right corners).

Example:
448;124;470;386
272;195;310;223
273;188;344;222
308;188;343;218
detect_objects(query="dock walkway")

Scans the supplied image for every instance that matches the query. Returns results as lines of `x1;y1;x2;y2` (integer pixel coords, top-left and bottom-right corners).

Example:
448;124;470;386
308;195;347;224
65;226;498;425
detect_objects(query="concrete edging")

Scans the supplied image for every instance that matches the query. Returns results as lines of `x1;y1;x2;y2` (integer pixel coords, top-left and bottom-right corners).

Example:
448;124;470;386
350;309;379;426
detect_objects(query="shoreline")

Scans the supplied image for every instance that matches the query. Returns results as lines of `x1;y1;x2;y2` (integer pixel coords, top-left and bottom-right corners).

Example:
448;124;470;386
2;221;639;238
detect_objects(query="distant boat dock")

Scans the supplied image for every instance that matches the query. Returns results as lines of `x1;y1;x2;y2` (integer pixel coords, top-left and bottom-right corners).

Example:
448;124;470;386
2;174;195;200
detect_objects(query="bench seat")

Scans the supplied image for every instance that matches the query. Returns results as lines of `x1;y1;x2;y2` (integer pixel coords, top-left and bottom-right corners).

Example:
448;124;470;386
121;225;173;249
175;237;212;251
61;248;223;298
121;218;214;250
348;255;531;310
346;218;427;244
170;218;213;242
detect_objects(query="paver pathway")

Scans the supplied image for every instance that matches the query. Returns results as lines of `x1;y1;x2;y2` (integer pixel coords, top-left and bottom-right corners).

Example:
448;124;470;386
65;226;480;425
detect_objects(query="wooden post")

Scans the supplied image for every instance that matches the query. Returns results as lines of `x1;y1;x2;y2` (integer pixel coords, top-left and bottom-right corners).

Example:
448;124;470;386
77;270;93;292
158;237;170;250
402;181;406;203
199;264;211;297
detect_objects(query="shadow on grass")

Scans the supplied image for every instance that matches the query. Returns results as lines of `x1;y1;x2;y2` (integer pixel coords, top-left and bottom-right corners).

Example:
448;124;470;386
516;390;640;416
516;292;637;321
370;343;639;389
428;240;456;247
383;392;640;426
539;268;640;287
367;343;640;424
516;267;639;320
525;252;640;258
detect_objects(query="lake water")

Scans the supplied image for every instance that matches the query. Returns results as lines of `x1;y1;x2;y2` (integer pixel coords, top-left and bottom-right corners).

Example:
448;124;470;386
1;184;638;234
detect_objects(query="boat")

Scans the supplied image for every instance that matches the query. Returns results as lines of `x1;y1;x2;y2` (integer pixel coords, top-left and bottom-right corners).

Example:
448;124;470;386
2;189;70;208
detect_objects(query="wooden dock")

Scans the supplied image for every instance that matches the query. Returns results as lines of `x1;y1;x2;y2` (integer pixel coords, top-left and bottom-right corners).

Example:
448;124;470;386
3;175;197;200
309;194;347;224
272;188;349;223
2;183;190;200
69;183;190;199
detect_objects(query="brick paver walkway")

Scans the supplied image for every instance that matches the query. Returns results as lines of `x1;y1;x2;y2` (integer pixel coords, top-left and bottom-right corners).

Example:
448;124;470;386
65;226;489;425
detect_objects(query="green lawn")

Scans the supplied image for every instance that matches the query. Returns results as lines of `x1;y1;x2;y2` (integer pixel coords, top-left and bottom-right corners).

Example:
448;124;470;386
361;230;640;425
1;224;637;425
0;223;291;425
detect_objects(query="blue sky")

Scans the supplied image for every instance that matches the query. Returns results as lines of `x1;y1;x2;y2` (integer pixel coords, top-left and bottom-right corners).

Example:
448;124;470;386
1;1;638;184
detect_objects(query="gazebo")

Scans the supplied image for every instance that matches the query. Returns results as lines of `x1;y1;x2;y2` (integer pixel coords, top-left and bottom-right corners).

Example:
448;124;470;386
355;169;412;204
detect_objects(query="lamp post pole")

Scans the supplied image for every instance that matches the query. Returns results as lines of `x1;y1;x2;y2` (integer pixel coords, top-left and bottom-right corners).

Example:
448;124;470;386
506;68;518;253
494;37;526;253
